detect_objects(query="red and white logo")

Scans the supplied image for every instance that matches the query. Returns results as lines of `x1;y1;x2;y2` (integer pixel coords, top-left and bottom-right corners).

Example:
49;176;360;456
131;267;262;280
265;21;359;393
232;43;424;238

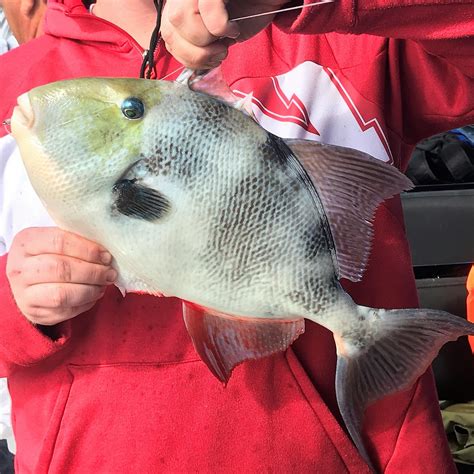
232;61;393;163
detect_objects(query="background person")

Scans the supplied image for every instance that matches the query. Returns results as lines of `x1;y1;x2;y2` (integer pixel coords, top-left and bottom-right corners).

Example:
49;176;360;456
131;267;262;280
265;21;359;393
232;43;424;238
0;7;18;53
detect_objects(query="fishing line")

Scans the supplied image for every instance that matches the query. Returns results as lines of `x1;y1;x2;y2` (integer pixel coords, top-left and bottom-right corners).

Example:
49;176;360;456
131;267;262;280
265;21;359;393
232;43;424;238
160;65;186;81
140;0;163;79
229;0;335;22
157;0;336;81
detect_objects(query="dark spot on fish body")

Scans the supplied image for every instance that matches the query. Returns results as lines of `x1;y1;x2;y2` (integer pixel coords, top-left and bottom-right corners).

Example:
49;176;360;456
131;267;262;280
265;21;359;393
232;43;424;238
264;134;335;241
301;221;321;261
143;135;205;185
142;142;181;178
208;131;331;299
142;95;246;194
260;133;295;170
287;285;323;315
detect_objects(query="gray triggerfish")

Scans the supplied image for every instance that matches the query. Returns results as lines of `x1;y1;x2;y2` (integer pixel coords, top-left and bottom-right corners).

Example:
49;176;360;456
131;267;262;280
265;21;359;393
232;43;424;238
11;71;474;470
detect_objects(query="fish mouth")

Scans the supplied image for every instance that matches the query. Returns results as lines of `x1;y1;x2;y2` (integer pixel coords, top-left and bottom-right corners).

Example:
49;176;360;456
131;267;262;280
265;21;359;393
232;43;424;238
11;92;35;131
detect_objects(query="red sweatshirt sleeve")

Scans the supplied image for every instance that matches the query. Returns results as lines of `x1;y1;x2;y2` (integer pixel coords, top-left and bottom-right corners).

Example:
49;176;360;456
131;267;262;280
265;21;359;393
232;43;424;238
278;0;474;42
0;255;71;376
275;0;474;143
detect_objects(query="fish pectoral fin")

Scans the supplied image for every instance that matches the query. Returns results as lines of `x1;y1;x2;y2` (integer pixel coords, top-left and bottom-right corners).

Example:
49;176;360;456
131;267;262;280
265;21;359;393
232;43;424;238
112;179;171;221
335;305;474;470
284;139;413;282
182;302;305;383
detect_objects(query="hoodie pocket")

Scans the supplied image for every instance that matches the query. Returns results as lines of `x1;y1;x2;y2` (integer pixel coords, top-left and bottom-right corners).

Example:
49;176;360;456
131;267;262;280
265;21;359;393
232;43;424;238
43;356;371;474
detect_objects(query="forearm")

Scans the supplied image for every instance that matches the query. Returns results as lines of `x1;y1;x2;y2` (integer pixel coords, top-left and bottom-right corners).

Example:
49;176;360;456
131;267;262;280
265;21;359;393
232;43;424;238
276;0;474;41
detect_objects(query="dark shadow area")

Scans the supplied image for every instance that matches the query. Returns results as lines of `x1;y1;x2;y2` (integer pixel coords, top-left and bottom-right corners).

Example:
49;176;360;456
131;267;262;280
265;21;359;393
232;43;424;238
0;440;14;474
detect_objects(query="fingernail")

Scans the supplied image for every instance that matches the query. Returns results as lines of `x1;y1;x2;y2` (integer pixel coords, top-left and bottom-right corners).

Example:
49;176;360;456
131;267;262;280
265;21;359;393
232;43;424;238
226;23;240;39
106;269;117;283
101;252;112;265
213;52;227;63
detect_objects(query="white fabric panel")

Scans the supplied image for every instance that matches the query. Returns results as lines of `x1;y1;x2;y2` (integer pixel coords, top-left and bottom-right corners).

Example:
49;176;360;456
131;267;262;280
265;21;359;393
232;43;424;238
0;134;54;454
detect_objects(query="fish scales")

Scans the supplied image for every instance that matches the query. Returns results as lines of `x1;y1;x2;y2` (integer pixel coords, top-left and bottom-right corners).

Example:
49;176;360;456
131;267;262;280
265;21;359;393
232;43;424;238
134;85;338;319
11;75;474;471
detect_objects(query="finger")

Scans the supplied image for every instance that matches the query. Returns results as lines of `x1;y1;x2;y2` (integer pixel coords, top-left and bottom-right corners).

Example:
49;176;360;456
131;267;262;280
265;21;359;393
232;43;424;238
25;301;98;326
163;4;219;47
22;228;112;265
22;255;117;286
25;283;107;310
198;0;240;38
164;35;233;70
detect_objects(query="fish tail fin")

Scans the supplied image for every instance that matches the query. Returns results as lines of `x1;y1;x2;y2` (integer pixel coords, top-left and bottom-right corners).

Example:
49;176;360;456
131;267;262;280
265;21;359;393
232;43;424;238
334;305;474;469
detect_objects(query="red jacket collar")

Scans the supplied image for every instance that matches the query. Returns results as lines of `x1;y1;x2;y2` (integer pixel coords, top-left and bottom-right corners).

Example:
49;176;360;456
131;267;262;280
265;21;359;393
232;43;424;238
44;0;144;54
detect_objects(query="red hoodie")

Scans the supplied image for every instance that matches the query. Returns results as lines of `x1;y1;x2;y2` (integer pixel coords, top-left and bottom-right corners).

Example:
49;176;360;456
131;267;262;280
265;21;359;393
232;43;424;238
467;267;474;352
0;0;472;472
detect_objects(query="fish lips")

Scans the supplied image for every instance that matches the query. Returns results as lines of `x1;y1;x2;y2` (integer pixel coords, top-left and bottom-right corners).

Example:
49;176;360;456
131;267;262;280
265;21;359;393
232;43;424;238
11;92;35;133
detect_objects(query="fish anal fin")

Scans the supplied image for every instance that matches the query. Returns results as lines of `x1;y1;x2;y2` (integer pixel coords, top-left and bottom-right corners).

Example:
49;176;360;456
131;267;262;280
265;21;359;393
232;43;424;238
182;302;305;383
285;140;413;282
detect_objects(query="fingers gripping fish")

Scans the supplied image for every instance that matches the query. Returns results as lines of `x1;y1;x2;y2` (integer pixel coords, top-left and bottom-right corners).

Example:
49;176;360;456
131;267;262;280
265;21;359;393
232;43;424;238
11;74;474;470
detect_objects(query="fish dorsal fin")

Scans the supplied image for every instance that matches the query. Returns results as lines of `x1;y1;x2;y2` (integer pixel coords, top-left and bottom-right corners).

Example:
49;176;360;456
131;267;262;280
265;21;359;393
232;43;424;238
182;302;305;383
177;67;255;118
285;140;413;282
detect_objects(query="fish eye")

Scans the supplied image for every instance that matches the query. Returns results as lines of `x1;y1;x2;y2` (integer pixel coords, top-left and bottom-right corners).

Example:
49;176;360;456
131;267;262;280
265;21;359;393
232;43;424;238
121;97;145;120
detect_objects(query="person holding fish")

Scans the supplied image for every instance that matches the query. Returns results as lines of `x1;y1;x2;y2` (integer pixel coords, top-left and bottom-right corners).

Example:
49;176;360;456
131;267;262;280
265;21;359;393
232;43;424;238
0;0;473;472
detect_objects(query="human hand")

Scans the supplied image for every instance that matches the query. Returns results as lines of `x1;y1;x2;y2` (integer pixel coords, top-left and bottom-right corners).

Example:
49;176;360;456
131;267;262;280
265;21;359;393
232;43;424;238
161;0;289;69
6;227;117;326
